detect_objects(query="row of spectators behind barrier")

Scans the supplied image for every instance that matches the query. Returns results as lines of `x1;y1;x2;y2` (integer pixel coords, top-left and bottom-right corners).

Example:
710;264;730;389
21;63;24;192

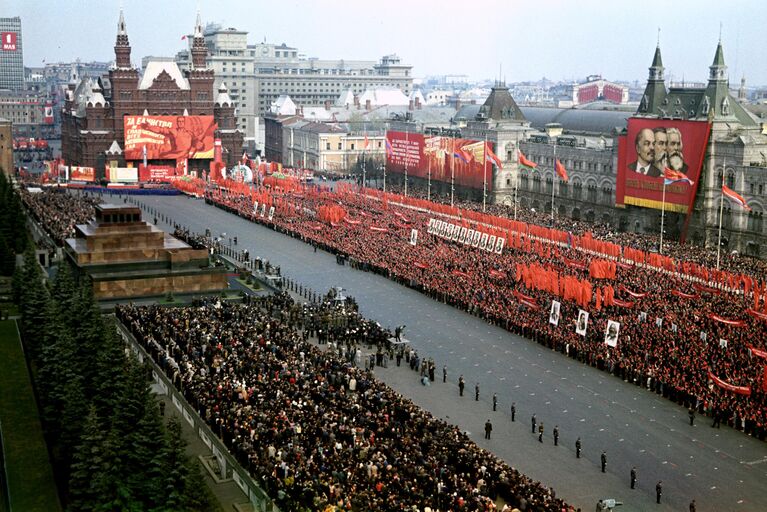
117;295;572;511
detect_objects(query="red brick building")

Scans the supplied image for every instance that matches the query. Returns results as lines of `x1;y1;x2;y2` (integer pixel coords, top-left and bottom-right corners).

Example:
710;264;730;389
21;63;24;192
61;10;242;178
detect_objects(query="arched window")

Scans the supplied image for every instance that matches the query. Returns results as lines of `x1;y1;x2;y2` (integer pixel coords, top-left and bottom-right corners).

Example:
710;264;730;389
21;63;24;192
748;210;763;233
587;184;597;203
722;207;732;229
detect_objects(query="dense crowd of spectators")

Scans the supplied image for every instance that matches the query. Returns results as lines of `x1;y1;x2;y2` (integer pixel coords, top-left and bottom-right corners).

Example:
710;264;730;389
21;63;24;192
19;186;101;245
117;295;571;511
383;182;767;278
204;184;767;441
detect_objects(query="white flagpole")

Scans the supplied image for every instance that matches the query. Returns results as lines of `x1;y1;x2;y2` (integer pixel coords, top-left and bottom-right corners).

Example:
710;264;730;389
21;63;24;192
427;150;431;202
716;153;726;270
450;138;455;207
404;130;409;197
514;149;519;221
659;181;666;254
550;143;557;227
483;136;488;212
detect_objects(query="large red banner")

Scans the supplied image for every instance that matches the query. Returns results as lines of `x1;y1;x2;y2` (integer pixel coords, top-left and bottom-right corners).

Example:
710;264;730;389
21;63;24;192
70;166;95;182
616;118;710;213
138;164;177;182
386;131;494;191
123;116;216;161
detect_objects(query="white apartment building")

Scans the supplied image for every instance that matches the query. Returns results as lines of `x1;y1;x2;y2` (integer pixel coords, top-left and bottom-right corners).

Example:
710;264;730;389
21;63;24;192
176;24;412;153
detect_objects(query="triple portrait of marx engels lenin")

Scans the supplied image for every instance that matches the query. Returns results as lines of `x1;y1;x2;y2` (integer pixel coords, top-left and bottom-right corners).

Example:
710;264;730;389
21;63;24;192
628;127;688;178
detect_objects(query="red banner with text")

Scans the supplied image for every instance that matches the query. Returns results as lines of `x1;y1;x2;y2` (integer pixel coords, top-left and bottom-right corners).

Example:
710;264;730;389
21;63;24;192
386;131;495;191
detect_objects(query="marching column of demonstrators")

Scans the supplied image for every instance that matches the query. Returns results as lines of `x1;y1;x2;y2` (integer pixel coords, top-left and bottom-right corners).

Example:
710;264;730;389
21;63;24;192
117;296;571;512
383;182;767;278
194;181;767;439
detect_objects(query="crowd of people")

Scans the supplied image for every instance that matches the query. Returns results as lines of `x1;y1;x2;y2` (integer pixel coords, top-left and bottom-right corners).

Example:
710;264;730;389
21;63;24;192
117;295;571;511
200;182;767;441
383;181;767;279
19;186;101;245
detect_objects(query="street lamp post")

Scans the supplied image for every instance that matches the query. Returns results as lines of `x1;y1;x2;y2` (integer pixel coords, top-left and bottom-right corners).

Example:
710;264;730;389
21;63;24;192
545;123;563;227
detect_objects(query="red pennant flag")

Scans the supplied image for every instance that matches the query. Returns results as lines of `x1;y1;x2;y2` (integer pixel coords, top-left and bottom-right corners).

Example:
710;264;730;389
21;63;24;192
722;184;751;210
485;143;503;167
555;159;569;182
518;149;537;169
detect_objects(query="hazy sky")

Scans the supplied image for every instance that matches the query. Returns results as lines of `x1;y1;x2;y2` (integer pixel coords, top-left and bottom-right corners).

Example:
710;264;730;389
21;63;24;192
8;0;767;85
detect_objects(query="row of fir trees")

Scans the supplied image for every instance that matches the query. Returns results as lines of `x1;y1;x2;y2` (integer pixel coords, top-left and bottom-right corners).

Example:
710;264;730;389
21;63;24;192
15;252;218;512
0;172;28;275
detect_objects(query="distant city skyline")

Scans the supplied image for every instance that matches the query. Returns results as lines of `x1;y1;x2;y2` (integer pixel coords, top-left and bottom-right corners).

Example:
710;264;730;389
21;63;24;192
8;0;767;86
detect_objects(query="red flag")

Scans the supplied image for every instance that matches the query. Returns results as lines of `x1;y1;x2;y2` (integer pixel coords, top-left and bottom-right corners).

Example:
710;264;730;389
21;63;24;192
722;185;751;210
518;149;537;169
363;133;369;150
485;143;503;167
181;35;187;41
555;159;569;182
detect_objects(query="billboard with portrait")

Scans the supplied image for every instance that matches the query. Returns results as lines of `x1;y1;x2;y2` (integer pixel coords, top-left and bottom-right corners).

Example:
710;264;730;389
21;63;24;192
386;131;496;191
616;118;711;213
124;116;217;161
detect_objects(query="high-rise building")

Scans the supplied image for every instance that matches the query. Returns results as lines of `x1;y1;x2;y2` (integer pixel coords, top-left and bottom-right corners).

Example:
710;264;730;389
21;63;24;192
0;17;24;91
176;25;412;152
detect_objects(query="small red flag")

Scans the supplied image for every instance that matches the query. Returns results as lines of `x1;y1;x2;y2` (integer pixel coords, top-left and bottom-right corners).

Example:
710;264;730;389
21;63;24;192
555;159;569;182
722;185;751;210
181;35;187;41
518;149;537;169
485;143;503;167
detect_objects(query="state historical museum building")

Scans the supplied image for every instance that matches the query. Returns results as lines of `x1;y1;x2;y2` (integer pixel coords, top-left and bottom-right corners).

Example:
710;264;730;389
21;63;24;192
61;10;242;179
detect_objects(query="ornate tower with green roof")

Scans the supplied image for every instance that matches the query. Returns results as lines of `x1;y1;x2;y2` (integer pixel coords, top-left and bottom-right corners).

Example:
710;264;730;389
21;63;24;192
637;44;666;115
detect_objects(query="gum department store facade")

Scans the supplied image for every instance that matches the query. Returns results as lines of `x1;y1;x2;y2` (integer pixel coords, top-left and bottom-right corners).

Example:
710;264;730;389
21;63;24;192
401;42;767;258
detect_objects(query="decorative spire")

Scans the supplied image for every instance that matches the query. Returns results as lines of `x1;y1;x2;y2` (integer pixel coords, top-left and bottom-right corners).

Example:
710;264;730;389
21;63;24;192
649;42;664;81
190;11;208;70
118;8;127;35
194;10;203;38
114;7;132;69
709;40;727;82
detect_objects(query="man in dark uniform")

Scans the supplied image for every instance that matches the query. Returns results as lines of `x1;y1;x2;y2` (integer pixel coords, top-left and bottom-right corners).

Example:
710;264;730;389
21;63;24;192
511;402;516;422
531;414;537;434
712;408;721;428
443;365;447;383
656;481;663;504
601;451;607;473
553;425;559;446
485;419;493;440
538;422;544;443
493;393;498;411
475;383;480;401
458;375;465;397
630;467;637;489
575;437;582;458
689;406;696;426
689;499;697;512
